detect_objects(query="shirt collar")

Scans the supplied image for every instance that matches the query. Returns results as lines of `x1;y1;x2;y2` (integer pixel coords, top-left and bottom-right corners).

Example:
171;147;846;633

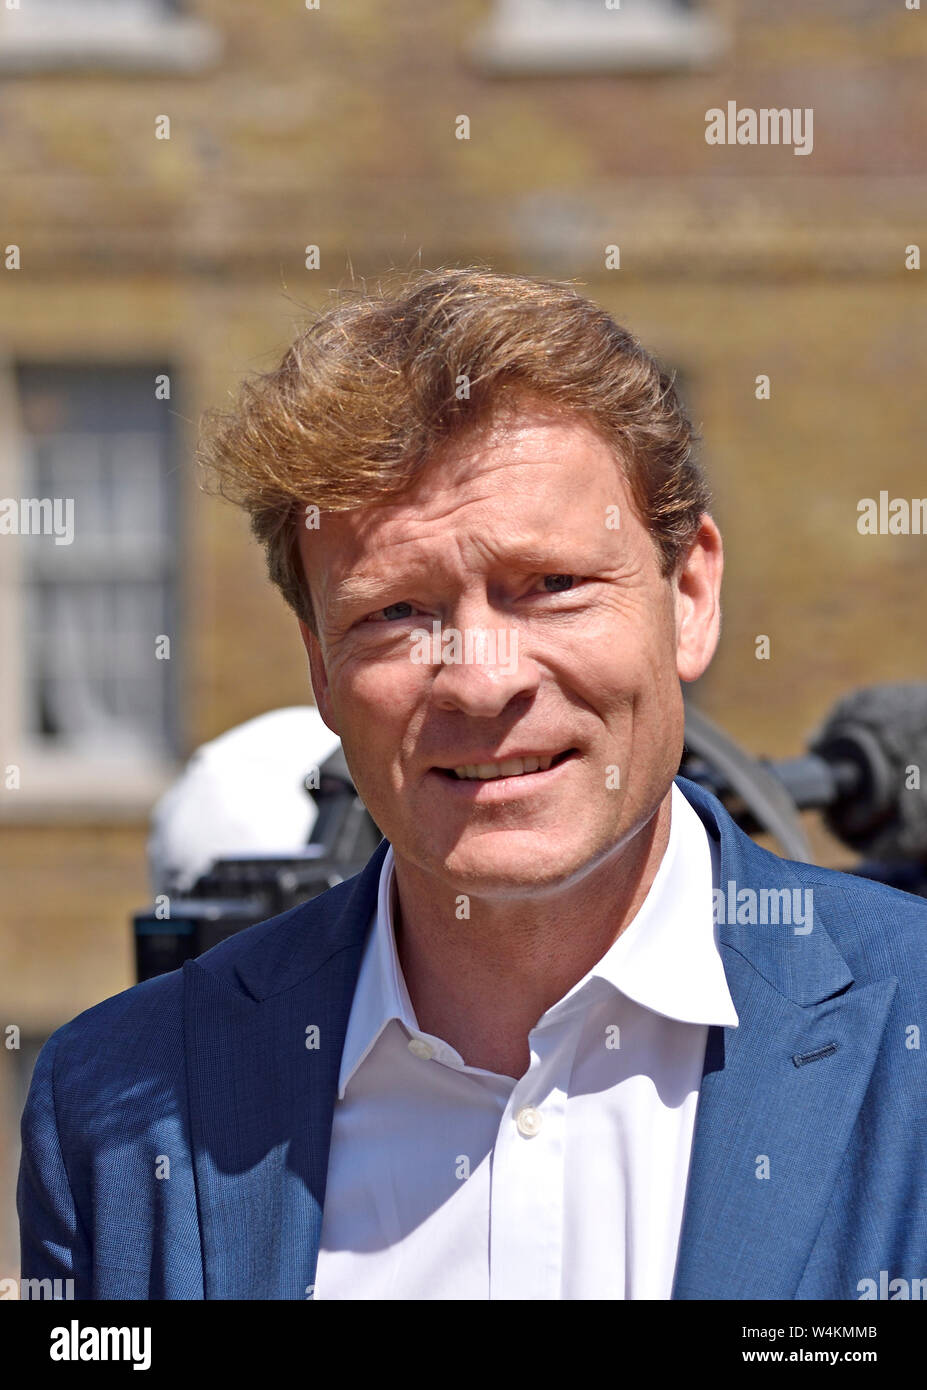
336;843;417;1099
337;780;738;1098
570;781;739;1030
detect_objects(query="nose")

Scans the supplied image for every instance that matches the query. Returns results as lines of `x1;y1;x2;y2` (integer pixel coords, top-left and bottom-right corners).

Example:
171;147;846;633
426;606;540;719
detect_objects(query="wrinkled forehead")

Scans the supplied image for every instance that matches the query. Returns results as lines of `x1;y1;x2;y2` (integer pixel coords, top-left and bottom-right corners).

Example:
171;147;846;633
297;403;652;622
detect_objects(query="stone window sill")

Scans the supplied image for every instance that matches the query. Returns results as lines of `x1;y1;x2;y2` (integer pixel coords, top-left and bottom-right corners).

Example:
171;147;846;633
469;2;727;75
0;16;221;74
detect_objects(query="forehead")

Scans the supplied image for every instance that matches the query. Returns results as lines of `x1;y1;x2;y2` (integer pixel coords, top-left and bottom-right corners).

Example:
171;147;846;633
298;405;644;603
430;408;620;503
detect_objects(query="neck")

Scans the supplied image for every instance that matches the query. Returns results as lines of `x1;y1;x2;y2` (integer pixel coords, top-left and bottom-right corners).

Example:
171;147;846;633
391;790;673;1079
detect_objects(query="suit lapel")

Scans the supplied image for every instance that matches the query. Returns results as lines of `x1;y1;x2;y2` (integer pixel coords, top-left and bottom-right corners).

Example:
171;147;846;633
185;840;389;1299
671;777;897;1299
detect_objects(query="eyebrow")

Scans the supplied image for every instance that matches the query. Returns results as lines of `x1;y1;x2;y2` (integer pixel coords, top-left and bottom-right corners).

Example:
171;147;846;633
327;541;605;620
328;574;395;615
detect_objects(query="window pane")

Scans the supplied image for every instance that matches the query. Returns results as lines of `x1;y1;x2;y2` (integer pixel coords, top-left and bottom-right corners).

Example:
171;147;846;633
15;365;180;758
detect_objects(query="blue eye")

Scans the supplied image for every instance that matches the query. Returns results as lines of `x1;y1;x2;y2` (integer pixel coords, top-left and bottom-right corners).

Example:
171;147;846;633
378;602;416;621
544;575;574;592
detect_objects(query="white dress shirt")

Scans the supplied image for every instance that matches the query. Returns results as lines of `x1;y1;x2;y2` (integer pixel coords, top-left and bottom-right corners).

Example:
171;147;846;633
313;780;738;1300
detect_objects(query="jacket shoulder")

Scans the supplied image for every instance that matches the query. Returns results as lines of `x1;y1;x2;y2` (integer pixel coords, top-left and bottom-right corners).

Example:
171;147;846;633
39;963;186;1066
748;838;927;989
42;859;375;1065
680;774;927;986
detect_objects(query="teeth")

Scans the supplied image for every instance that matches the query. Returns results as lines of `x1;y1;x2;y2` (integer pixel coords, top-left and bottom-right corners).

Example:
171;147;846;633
452;754;555;780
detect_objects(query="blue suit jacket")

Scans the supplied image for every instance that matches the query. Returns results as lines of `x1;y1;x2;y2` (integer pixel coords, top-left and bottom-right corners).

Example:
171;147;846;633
17;776;927;1299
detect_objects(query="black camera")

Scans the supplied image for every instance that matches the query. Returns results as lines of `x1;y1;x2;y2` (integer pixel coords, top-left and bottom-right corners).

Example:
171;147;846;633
133;745;382;982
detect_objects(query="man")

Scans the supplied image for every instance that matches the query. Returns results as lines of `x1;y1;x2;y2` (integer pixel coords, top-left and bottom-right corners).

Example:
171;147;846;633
18;268;927;1299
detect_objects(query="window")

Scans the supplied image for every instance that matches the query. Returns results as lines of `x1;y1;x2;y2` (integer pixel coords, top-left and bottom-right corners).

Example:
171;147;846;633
16;0;173;12
470;0;727;74
0;364;182;811
0;0;220;73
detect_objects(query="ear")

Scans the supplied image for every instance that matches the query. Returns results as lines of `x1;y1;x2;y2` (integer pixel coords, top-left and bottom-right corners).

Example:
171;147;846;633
673;514;723;683
297;619;341;736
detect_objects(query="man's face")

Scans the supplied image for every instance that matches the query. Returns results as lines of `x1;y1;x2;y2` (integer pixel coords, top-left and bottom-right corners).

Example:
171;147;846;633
297;400;722;898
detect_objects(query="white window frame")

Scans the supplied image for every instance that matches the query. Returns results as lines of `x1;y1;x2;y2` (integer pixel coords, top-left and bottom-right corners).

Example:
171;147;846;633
0;356;180;818
0;0;221;74
469;0;727;74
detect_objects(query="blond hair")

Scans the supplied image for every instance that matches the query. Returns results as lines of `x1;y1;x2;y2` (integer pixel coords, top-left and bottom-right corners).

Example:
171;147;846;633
197;266;711;635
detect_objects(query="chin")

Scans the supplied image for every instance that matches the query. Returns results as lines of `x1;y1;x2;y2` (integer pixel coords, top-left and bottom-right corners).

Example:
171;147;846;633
433;838;596;895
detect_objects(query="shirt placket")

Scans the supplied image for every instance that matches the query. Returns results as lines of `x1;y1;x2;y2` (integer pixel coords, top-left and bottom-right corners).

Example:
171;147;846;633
487;1017;574;1300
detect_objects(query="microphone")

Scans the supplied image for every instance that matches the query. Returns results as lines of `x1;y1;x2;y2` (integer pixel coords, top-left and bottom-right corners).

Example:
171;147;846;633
683;684;927;865
797;683;927;862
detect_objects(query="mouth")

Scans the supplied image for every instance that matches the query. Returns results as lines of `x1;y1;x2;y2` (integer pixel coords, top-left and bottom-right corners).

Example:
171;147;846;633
432;747;579;783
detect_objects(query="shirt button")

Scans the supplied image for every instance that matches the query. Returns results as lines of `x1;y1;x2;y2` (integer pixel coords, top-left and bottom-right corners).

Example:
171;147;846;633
515;1105;543;1137
408;1038;433;1061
